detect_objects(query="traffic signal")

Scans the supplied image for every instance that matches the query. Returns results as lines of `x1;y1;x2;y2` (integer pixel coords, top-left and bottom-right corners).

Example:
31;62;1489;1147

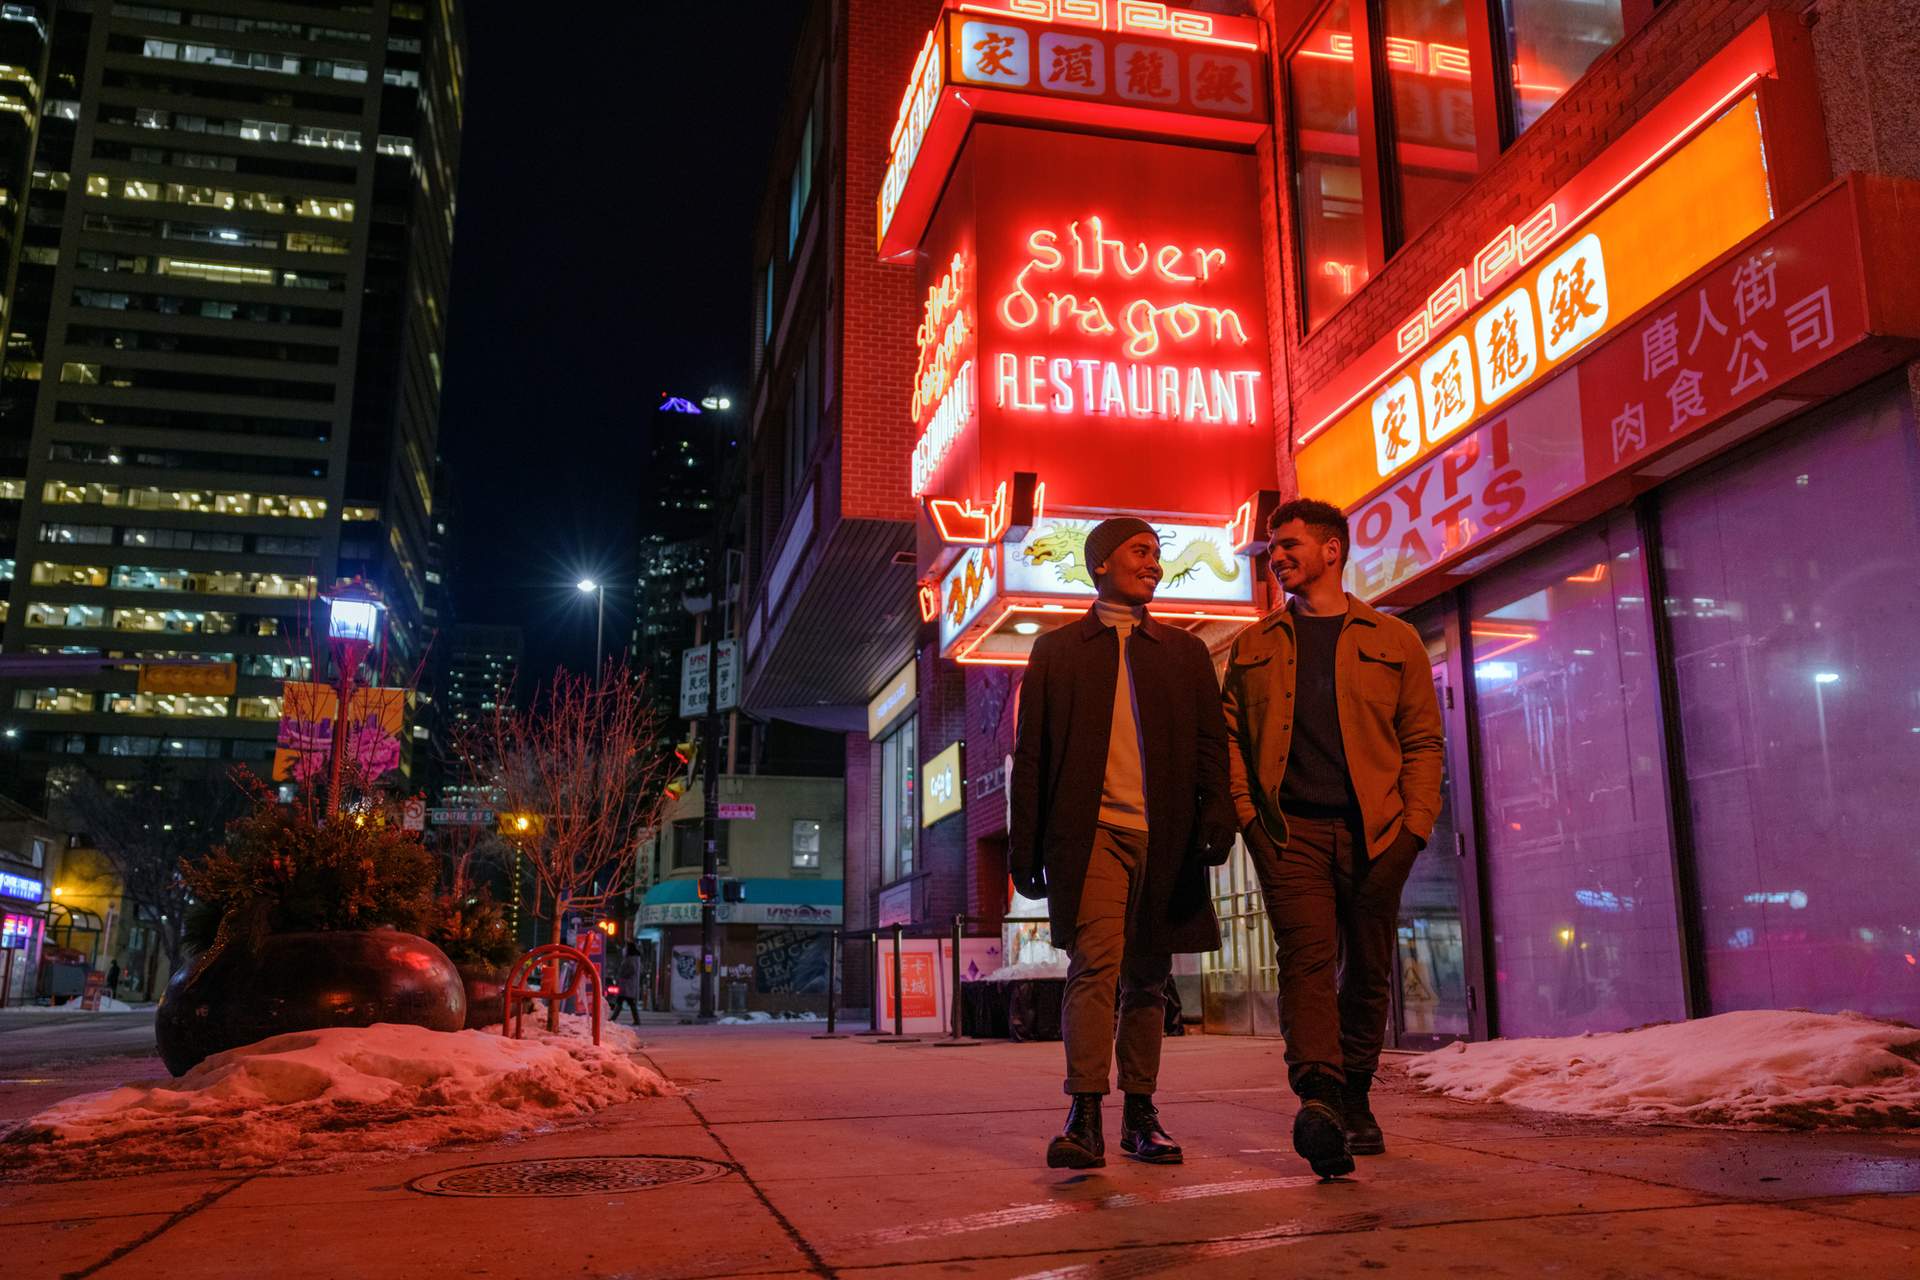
665;778;688;801
674;740;697;768
697;873;718;902
721;879;747;904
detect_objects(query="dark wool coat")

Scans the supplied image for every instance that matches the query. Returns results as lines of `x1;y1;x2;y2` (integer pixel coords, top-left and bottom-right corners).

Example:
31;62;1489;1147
1009;608;1235;955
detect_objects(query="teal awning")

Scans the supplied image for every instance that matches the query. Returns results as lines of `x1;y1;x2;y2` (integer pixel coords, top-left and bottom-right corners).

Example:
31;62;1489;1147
642;878;842;907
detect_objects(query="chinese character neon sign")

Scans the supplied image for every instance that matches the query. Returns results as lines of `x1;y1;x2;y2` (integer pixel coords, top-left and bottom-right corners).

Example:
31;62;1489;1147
880;32;944;249
991;214;1260;425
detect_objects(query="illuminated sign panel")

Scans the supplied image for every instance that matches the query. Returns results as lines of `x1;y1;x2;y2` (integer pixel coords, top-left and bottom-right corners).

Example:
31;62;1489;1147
938;543;1000;651
866;660;918;740
933;507;1263;664
1298;97;1773;513
1003;517;1250;603
876;2;1268;259
913;125;1274;551
922;740;965;827
1346;177;1911;605
0;870;43;901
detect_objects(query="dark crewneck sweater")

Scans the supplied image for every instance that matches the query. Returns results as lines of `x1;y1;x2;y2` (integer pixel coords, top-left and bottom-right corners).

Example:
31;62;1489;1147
1278;601;1360;819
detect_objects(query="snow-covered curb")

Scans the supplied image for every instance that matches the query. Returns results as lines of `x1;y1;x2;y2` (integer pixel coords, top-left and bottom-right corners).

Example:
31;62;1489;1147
0;997;141;1015
1407;1009;1920;1129
1;1013;672;1177
973;960;1070;983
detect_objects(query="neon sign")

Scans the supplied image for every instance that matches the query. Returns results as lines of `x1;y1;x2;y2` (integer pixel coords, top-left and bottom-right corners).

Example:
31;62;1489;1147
0;870;43;901
880;32;943;249
1298;95;1774;510
1297;25;1791;453
939;544;1000;650
956;1;1259;50
989;214;1261;426
911;251;977;497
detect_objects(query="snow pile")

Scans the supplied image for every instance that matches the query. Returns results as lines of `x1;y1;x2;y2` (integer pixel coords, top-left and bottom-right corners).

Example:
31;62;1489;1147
974;960;1071;982
715;1011;823;1024
2;1015;672;1178
0;996;139;1016
1407;1009;1920;1129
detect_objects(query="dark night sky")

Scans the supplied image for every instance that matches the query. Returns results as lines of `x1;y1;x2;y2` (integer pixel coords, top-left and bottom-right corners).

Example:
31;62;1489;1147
438;4;807;684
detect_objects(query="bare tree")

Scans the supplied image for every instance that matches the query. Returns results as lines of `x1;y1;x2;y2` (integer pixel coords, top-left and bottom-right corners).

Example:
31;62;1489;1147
458;662;673;1026
52;765;252;980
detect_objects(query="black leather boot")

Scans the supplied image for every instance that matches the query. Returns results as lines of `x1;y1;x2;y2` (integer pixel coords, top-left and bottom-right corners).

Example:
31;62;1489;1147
1343;1071;1384;1156
1046;1093;1105;1168
1292;1074;1355;1179
1119;1093;1183;1164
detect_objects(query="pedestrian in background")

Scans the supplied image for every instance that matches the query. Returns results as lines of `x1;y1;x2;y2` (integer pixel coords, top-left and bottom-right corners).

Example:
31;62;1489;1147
1011;516;1236;1169
1223;498;1444;1178
610;942;646;1025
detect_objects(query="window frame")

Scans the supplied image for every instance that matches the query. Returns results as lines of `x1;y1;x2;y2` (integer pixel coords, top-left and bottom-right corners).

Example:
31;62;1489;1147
1283;0;1656;335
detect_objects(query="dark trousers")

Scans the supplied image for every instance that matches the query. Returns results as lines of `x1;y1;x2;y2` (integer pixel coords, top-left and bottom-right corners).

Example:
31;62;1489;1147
1247;812;1420;1094
608;996;641;1024
1061;824;1173;1096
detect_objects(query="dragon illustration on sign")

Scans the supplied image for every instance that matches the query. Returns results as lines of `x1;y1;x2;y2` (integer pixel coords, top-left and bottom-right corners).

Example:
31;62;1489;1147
945;548;996;627
1020;521;1241;590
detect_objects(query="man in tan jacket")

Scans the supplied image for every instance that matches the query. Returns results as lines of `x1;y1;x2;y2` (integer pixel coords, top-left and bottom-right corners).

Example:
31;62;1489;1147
1222;498;1444;1178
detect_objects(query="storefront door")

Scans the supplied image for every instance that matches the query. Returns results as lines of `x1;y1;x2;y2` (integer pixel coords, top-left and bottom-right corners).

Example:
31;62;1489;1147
1385;610;1482;1048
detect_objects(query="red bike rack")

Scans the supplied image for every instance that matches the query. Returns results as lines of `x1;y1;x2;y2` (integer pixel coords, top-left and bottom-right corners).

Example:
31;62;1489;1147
502;943;602;1047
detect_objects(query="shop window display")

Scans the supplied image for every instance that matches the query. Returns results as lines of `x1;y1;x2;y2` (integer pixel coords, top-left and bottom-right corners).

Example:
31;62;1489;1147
1468;512;1687;1036
1660;385;1920;1020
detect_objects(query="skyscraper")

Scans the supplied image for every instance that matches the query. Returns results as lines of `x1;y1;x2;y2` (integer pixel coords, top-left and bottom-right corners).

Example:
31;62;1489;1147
436;620;516;807
0;0;465;794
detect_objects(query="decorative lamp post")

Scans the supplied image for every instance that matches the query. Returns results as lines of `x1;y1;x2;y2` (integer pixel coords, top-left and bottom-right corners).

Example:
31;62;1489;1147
576;578;605;673
320;578;386;819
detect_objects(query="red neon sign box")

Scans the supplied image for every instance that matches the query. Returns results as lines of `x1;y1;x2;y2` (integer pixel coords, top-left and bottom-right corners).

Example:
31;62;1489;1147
912;124;1275;563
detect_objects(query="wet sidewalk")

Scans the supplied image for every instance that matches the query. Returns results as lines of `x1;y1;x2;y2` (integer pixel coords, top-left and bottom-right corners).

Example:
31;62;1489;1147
5;1022;1918;1278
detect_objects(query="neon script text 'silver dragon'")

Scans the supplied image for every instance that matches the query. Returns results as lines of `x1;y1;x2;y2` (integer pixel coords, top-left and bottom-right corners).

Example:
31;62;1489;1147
1020;524;1241;590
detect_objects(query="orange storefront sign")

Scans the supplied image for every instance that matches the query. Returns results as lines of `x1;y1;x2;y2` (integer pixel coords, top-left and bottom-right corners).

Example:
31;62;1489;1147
1297;96;1774;513
136;661;236;697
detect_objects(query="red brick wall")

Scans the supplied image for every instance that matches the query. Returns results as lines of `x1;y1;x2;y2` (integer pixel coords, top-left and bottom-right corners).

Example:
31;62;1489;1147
838;0;942;524
1257;0;1803;458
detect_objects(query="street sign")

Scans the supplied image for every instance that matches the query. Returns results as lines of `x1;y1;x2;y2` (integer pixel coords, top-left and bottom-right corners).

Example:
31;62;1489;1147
716;803;757;821
428;807;495;827
678;639;739;718
402;797;426;831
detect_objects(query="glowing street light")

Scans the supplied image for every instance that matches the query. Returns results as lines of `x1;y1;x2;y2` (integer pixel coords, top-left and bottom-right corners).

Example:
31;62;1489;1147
1813;671;1840;805
320;578;386;819
576;578;605;673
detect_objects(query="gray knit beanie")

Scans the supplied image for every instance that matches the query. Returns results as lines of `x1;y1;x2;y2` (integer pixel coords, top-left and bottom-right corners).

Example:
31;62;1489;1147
1083;517;1157;582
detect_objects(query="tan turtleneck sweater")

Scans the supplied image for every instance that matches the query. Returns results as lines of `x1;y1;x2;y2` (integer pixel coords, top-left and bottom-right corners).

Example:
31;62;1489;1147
1095;599;1148;831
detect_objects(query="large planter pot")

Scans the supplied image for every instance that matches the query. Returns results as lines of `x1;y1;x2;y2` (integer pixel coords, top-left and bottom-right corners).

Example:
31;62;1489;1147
155;929;466;1076
457;962;509;1030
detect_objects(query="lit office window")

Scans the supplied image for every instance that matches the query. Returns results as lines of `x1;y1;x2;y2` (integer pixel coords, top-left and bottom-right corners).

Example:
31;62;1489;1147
792;820;822;871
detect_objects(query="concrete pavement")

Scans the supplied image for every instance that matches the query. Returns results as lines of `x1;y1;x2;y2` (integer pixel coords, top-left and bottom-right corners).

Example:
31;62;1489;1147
4;1021;1919;1278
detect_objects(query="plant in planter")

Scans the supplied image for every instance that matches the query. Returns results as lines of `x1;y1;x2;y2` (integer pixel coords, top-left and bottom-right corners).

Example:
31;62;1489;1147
156;779;465;1076
429;885;518;1029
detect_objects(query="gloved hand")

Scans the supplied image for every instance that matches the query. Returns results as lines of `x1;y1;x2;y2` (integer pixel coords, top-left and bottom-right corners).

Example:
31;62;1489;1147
1012;862;1048;900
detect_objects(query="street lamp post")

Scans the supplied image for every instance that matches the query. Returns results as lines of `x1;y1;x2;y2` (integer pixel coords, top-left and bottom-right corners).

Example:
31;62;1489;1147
697;392;732;1022
320;579;386;820
576;579;605;673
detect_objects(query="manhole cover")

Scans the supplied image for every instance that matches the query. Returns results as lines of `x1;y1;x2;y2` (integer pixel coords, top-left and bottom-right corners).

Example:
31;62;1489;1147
407;1155;735;1198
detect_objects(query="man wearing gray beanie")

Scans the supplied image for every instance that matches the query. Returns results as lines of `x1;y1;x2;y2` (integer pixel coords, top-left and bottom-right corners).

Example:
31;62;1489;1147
1010;516;1236;1168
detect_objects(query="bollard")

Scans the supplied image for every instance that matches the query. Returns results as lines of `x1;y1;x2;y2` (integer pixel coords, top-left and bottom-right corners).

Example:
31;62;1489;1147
931;913;982;1048
855;929;887;1036
876;921;919;1043
812;928;848;1039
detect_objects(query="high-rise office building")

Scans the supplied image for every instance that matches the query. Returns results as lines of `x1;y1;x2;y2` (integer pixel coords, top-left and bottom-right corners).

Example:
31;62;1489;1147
436;620;515;806
0;0;465;793
629;398;723;725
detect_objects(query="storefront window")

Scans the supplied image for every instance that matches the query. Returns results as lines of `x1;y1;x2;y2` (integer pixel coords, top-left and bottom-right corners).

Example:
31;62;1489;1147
1469;513;1686;1036
1381;0;1480;246
1288;0;1367;327
1501;0;1625;134
791;820;821;870
1659;386;1920;1019
880;717;916;884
